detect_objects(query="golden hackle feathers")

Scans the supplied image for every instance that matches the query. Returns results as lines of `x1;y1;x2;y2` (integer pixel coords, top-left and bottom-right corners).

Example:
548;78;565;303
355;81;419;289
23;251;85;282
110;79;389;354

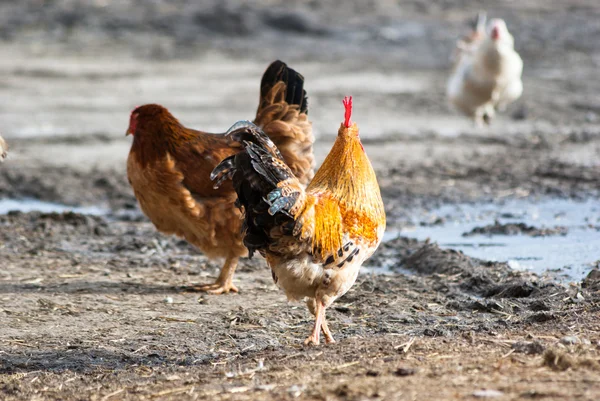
298;120;385;259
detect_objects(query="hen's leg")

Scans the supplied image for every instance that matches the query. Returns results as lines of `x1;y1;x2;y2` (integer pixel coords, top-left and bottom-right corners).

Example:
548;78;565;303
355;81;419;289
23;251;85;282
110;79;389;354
307;299;335;344
188;255;239;295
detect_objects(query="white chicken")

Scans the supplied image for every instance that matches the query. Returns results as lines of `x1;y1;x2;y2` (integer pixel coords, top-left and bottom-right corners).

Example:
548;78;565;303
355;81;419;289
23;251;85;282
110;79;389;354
447;17;523;125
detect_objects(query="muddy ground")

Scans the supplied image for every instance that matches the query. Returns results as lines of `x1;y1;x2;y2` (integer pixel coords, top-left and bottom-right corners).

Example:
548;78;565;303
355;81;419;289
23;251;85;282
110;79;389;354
1;1;600;400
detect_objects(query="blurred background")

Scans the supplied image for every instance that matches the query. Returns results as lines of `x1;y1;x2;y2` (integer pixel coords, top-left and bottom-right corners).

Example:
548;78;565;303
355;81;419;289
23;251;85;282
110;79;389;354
1;0;599;160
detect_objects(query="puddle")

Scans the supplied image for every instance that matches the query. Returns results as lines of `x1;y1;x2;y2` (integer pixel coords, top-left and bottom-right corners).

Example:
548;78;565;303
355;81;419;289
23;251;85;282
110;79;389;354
0;199;107;215
390;199;600;282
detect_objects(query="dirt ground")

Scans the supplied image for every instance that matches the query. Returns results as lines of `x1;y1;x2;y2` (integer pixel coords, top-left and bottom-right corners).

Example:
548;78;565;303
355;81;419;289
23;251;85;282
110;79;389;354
1;1;600;400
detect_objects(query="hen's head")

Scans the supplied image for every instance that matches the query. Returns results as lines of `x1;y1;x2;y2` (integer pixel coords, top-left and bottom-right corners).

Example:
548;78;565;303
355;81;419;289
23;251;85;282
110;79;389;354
487;19;514;47
126;104;179;138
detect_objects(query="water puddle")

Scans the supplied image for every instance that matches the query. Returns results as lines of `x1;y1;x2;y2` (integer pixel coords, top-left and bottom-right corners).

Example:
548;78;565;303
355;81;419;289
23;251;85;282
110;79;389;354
0;199;107;215
389;199;600;282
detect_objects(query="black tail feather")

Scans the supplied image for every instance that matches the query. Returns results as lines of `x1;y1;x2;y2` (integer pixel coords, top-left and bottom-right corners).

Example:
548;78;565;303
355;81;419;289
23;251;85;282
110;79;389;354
210;155;236;189
261;60;308;114
211;122;303;257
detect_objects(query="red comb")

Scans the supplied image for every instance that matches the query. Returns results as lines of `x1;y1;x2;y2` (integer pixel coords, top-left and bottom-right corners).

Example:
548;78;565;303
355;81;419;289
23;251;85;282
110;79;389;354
343;96;352;128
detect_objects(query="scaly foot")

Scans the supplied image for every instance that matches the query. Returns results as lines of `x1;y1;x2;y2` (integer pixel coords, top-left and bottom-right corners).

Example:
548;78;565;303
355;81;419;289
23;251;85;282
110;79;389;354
304;333;320;346
185;281;239;295
322;330;336;344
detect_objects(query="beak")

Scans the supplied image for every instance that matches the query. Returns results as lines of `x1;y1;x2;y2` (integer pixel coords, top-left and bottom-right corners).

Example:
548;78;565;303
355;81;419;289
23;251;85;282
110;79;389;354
126;129;132;136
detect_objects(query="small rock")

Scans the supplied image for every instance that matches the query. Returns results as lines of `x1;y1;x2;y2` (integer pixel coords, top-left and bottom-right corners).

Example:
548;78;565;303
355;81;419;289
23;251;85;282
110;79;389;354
473;389;504;398
582;269;600;289
512;341;545;355
335;305;351;313
586;269;600;281
163;296;173;304
526;312;556;323
288;385;305;398
394;367;417;376
529;300;550;311
560;335;580;345
572;292;585;303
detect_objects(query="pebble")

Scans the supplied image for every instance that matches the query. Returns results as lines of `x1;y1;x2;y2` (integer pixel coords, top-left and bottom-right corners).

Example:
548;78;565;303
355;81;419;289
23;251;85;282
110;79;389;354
395;367;417;376
288;385;305;398
560;335;580;345
473;389;504;398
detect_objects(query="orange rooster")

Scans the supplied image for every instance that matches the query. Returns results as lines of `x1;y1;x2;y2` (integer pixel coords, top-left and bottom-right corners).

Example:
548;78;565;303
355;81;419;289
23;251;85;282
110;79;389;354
212;97;386;345
126;61;314;294
0;135;7;162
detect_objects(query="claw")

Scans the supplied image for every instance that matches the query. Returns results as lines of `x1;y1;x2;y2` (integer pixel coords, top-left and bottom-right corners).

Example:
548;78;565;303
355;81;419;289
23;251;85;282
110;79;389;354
304;333;320;346
323;335;336;344
184;281;239;295
321;321;336;344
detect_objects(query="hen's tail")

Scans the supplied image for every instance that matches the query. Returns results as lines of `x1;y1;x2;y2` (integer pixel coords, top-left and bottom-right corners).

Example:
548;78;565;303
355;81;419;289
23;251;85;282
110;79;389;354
211;122;305;256
472;12;487;35
254;60;314;185
259;60;308;114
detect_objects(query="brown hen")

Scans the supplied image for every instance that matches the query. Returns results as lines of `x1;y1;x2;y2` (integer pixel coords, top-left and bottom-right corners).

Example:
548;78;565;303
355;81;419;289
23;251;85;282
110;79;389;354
126;61;314;294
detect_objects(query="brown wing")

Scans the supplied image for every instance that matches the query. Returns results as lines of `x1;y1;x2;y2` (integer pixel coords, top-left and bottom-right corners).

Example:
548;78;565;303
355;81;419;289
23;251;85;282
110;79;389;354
127;148;245;256
212;123;307;256
169;128;242;198
254;60;314;185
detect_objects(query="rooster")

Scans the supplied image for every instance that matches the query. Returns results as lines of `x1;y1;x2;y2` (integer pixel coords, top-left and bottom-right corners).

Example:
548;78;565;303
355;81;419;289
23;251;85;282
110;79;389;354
0;135;7;162
447;17;523;125
212;97;386;345
126;61;314;294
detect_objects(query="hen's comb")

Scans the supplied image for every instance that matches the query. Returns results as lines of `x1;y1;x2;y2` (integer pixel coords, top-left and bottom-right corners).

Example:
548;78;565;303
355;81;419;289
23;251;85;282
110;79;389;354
343;96;352;128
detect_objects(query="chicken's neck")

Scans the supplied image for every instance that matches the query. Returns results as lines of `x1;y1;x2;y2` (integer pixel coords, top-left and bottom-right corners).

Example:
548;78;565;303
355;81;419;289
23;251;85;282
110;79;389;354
305;123;386;254
477;40;517;76
308;124;376;206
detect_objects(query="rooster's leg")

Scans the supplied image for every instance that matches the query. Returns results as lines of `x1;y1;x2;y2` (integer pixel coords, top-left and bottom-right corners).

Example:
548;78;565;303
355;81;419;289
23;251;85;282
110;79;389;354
307;299;335;344
187;255;239;295
321;317;335;344
304;300;326;346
